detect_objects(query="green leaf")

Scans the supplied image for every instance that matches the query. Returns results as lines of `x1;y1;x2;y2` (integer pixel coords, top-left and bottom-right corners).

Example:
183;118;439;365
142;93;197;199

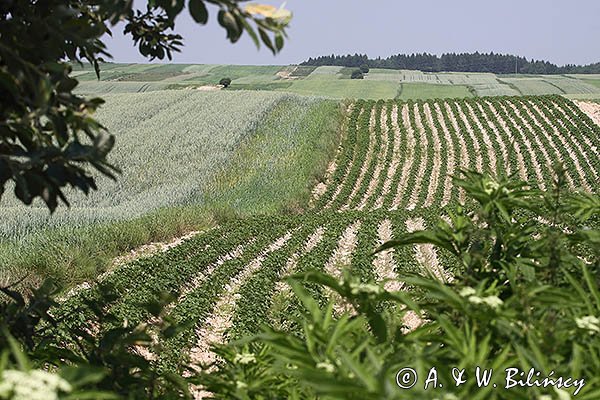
218;10;241;42
189;0;208;24
258;28;276;53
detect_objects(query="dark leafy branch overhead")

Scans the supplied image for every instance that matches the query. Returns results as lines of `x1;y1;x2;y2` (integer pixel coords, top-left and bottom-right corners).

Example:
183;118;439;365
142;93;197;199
0;0;291;212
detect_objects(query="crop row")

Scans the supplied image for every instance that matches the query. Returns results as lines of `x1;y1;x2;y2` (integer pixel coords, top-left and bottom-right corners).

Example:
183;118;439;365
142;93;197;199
52;208;452;372
314;96;599;211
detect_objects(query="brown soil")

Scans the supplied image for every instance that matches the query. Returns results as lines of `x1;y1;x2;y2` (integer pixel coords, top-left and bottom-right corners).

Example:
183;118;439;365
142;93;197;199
463;102;498;176
428;103;455;206
188;232;293;373
357;105;390;210
441;102;469;203
341;107;377;210
483;100;528;182
406;104;428;210
375;104;402;209
326;108;365;208
390;104;416;210
422;103;443;208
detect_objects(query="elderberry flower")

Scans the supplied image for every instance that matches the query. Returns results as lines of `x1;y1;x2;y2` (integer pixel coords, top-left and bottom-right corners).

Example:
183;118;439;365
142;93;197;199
482;295;503;309
234;352;256;365
575;315;600;334
459;287;476;297
316;361;335;373
0;370;71;400
350;282;382;295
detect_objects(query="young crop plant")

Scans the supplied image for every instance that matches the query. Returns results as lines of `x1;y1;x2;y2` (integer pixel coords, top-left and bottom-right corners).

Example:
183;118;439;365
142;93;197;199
202;168;600;400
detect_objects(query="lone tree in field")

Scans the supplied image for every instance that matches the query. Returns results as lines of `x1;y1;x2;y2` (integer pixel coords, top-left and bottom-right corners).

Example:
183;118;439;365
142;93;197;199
351;69;364;79
0;0;291;212
219;78;232;88
360;63;370;73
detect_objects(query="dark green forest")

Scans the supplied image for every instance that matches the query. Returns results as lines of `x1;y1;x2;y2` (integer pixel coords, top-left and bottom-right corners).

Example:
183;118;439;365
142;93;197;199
301;52;600;74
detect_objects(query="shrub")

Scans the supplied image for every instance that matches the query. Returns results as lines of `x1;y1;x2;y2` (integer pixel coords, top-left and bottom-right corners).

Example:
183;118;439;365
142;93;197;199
350;69;364;79
360;63;370;74
219;78;232;88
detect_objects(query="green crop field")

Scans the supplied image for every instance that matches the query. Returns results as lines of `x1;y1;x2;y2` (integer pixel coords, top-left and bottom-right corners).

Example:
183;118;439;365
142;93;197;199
0;91;340;287
70;63;600;100
46;93;600;388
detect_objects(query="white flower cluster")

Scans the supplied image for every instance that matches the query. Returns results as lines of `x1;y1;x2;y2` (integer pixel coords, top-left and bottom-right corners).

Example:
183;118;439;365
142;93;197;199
459;287;503;310
0;370;71;400
349;282;383;296
233;353;257;365
575;315;600;334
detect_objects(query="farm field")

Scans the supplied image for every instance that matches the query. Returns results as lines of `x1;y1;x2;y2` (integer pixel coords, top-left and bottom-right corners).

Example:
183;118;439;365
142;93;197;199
72;63;600;100
50;94;600;394
0;91;340;287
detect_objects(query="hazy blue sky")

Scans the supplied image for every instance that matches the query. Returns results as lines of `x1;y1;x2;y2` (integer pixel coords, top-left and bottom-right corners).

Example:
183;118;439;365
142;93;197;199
104;0;600;66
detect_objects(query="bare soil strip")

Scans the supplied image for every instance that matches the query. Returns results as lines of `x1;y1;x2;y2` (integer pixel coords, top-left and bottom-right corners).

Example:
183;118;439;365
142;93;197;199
324;221;361;314
372;219;402;292
188;232;293;373
474;101;512;177
440;102;468;204
311;104;354;204
274;226;325;294
390;104;416;210
574;100;600;126
175;243;247;311
463;102;499;176
422;103;443;207
553;102;600;158
405;218;449;282
341;107;377;210
406;104;429;210
371;219;422;332
507;101;574;189
375;104;402;209
325;108;365;209
532;101;599;184
357;105;390;210
453;101;484;172
429;103;455;206
491;102;547;190
59;230;203;302
324;221;361;277
521;101;587;190
483;101;528;182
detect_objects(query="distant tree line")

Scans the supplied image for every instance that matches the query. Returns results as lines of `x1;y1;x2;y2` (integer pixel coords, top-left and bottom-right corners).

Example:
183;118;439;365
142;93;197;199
301;52;600;74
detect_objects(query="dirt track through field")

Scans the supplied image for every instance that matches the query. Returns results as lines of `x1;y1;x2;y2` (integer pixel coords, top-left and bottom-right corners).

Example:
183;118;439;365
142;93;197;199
390;104;416;210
